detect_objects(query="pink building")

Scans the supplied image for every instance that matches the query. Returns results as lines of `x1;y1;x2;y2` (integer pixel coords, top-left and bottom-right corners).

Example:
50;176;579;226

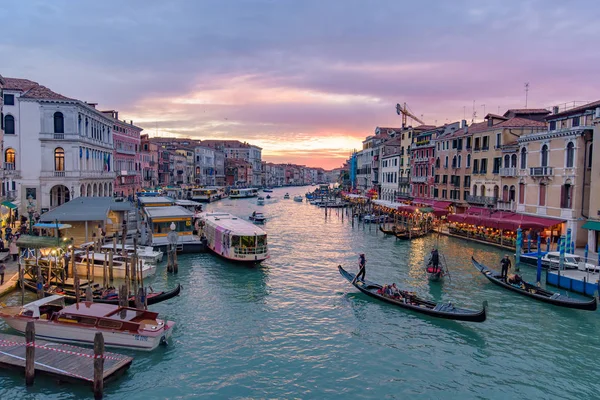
410;128;436;199
140;134;158;188
102;110;142;196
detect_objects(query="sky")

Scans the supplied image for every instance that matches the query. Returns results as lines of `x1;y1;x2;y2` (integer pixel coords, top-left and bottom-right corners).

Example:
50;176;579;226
2;0;600;169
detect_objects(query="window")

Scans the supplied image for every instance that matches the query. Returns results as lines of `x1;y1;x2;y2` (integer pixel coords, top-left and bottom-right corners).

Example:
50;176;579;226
482;136;489;150
5;148;15;165
541;144;548;167
519;183;525;204
434;188;439;198
473;185;478;196
589;143;593;168
549;121;556;131
520;148;527;169
509;185;516;202
452;139;457;149
444;156;448;168
511;154;517;168
435;157;440;168
4;115;14;134
458;155;462;168
473;159;479;174
504;154;510;168
480;158;488;174
54;112;64;133
452;156;457;169
493;157;501;174
457;138;463;150
466;154;471;168
496;133;501;147
502;185;509;201
466;137;472;149
435;175;439;183
493;185;499;199
54;147;65;171
480;185;486;197
442;175;448;184
539;184;546;206
572;116;580;127
463;190;470;200
3;94;14;106
560;184;572;209
566;142;574;168
464;176;471;187
442;189;447;199
474;137;481;150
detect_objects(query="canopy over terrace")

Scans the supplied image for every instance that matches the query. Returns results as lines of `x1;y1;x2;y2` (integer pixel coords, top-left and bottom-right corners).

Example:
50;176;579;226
410;198;452;216
448;212;565;231
372;200;428;214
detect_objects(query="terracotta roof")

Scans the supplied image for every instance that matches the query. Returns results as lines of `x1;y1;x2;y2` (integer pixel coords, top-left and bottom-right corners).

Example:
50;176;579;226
414;124;436;130
493;117;546;128
466;121;491;134
376;127;401;133
485;113;508;121
503;108;550;116
546;100;600;119
4;77;71;100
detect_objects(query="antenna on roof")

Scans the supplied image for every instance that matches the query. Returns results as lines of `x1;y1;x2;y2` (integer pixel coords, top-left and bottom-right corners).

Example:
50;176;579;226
525;82;529;108
471;100;477;124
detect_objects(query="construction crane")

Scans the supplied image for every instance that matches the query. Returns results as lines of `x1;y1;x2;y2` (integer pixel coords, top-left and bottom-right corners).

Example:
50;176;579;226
396;103;425;127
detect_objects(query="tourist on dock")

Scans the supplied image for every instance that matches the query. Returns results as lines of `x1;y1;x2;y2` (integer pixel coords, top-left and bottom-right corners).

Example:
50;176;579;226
9;237;18;261
352;253;366;284
0;262;5;285
500;255;512;280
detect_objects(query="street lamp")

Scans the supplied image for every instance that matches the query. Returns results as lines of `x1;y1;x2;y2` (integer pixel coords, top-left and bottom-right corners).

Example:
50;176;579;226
26;195;35;234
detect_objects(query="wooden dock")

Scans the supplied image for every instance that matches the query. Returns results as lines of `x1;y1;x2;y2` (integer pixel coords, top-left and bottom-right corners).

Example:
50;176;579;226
0;332;133;385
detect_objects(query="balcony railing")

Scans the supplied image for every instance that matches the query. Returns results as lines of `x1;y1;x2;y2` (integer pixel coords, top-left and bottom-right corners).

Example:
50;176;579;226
414;157;429;163
482;146;489;151
499;167;517;177
116;148;137;155
529;167;553;177
412;176;428;183
398;177;409;184
4;162;15;171
40;170;115;178
466;195;497;205
497;199;516;211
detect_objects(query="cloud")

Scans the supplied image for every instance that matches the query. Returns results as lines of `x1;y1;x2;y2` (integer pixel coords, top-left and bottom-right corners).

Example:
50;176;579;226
1;0;599;168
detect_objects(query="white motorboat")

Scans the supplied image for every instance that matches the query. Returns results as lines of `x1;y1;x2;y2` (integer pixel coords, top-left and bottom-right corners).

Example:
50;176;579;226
362;214;388;223
101;244;164;264
73;252;156;279
283;193;290;199
293;195;303;202
249;212;267;223
257;196;265;205
0;295;175;351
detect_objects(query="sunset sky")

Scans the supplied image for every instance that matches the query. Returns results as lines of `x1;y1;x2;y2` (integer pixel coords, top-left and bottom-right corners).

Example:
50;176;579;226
2;0;599;169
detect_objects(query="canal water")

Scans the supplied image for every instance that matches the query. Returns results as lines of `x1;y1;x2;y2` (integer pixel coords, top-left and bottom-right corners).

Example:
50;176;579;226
1;186;599;399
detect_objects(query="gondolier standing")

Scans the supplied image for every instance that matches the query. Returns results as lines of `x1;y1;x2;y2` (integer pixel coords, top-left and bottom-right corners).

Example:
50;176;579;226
500;255;512;280
430;248;440;273
352;253;366;284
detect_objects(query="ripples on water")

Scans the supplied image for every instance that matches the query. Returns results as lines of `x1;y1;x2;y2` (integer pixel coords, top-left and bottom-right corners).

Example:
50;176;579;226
1;187;600;399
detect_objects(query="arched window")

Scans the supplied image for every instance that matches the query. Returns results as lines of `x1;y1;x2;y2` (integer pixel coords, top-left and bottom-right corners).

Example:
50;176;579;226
4;148;15;166
493;185;499;199
458;155;462;168
539;183;546;206
54;147;65;171
444;156;448;168
511;154;517;168
519;183;525;204
509;185;516;202
520;148;527;169
435;157;440;168
502;185;509;201
452;156;457;168
53;112;64;133
541;144;548;167
4;115;15;134
566;142;574;168
473;185;478;197
466;154;471;168
561;183;573;209
504;155;510;168
480;185;486;197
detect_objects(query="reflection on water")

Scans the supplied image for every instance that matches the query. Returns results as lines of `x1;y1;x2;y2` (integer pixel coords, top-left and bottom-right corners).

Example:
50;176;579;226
1;186;599;399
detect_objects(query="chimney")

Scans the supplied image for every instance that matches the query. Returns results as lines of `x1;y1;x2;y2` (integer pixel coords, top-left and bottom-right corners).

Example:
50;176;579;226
487;118;493;127
130;120;133;125
87;102;97;109
114;111;119;120
553;106;559;114
461;119;467;128
595;107;600;119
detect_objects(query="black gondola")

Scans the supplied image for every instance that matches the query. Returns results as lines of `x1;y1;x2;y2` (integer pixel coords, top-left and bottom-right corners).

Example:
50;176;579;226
338;265;487;322
379;225;402;235
21;280;181;307
471;257;597;311
394;228;431;240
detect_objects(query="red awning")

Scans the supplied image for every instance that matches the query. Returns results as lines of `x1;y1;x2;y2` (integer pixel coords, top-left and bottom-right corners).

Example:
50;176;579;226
412;197;434;206
433;208;449;217
466;206;492;215
505;214;565;230
447;214;465;223
433;201;452;208
398;205;419;213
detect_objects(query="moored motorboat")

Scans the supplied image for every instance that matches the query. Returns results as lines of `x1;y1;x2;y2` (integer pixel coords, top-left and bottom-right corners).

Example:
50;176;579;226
0;295;175;351
263;188;273;193
338;265;487;322
293;195;303;202
21;280;181;307
471;257;597;311
73;252;156;279
100;244;164;264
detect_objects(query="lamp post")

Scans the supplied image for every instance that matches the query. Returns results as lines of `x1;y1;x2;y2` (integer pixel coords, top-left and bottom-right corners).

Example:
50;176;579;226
26;195;35;234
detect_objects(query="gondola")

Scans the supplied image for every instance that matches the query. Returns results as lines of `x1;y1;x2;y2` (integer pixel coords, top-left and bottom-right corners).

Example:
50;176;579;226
471;257;597;311
21;280;181;307
395;228;431;240
379;225;396;235
338;265;487;322
426;266;444;282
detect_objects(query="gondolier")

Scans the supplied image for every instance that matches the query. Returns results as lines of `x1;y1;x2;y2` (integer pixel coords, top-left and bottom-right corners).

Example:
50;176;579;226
430;248;440;273
352;253;366;284
500;255;512;280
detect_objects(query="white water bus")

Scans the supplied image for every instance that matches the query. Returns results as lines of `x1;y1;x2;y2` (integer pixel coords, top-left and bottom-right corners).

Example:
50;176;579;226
229;188;259;199
198;212;268;262
190;187;227;202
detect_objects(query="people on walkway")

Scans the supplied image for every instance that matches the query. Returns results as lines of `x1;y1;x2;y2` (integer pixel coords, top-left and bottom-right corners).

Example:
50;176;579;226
352;253;366;284
9;237;18;262
500;255;512;280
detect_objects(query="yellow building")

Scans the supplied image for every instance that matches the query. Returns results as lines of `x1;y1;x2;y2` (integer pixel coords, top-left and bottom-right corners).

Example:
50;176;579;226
517;103;597;247
469;110;548;210
580;101;600;250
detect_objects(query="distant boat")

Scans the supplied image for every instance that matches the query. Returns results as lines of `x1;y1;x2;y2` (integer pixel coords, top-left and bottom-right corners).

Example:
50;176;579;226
293;195;303;202
263;188;273;193
257;196;265;205
283;193;290;199
249;212;266;223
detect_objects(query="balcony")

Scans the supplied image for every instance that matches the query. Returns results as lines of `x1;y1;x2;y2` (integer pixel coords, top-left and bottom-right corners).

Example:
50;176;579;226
529;167;553;177
499;167;517;177
116;148;137;155
412;176;428;183
466;195;497;205
497;199;516;212
482;146;489;151
398;177;409;185
5;190;17;201
473;146;481;152
414;157;429;163
40;170;115;179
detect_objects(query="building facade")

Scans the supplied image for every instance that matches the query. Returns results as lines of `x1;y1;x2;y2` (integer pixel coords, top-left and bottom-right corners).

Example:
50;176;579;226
587;104;600;250
379;137;401;201
410;128;437;200
140;134;158;188
201;140;262;186
2;78;114;214
517;103;595;247
194;146;216;186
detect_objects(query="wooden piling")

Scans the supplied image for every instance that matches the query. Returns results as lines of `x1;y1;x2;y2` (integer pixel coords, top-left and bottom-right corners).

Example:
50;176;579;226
86;247;91;282
25;321;35;386
110;237;116;282
19;264;25;305
119;284;128;307
36;261;43;300
75;276;80;304
93;332;104;400
103;251;108;289
86;286;93;302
